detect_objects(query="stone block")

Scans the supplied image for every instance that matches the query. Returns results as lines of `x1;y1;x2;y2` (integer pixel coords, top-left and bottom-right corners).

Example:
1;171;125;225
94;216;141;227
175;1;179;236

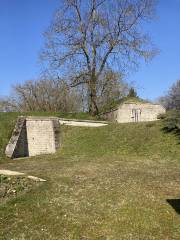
5;117;61;159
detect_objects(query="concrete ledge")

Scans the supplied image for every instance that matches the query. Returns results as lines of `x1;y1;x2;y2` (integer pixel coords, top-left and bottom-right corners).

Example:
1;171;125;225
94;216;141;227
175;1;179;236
59;118;108;124
59;119;108;127
0;169;46;182
26;116;59;121
0;169;25;176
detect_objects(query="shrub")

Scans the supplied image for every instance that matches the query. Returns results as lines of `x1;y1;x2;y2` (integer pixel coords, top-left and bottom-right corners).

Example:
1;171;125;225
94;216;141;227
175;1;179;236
161;110;180;135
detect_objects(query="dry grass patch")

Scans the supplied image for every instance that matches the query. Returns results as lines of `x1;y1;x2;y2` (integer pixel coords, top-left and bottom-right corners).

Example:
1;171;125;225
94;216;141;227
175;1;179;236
0;121;179;239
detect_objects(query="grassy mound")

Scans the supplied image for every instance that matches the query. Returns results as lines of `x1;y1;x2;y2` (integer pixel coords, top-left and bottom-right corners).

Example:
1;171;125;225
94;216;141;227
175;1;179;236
0;112;95;162
61;121;179;161
100;96;149;113
0;112;180;239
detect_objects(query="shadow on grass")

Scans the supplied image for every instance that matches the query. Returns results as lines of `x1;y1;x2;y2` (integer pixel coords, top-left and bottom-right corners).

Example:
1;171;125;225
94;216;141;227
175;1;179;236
167;199;180;214
162;127;180;144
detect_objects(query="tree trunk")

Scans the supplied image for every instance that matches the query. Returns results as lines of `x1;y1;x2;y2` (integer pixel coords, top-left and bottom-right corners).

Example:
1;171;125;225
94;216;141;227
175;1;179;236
88;75;99;116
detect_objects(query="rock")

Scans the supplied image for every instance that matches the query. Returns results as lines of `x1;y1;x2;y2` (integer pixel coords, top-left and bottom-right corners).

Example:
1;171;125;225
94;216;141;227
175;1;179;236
27;176;46;182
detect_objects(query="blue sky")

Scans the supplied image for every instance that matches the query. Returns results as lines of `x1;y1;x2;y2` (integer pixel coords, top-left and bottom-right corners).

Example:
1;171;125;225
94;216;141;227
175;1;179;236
0;0;180;100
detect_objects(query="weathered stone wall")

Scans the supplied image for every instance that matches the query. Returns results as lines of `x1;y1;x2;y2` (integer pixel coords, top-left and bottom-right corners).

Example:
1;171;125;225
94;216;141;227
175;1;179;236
13;119;29;158
26;117;60;157
5;117;60;158
117;103;166;123
5;117;28;158
102;103;166;123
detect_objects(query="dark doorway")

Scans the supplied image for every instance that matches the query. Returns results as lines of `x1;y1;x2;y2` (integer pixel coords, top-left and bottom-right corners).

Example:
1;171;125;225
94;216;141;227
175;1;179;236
131;109;142;122
166;199;180;214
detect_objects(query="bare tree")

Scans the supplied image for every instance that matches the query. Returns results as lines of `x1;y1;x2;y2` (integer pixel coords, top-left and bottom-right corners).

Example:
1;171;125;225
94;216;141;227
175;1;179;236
97;69;129;110
41;0;157;115
12;78;82;112
159;80;180;110
0;97;17;112
0;98;7;112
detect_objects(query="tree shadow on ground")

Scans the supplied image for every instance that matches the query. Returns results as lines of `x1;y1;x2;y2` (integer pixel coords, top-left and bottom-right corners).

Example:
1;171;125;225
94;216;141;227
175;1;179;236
166;199;180;214
162;127;180;144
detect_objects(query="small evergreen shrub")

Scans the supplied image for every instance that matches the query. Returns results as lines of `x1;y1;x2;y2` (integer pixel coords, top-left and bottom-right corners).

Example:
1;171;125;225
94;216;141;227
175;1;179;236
127;88;138;98
161;110;180;135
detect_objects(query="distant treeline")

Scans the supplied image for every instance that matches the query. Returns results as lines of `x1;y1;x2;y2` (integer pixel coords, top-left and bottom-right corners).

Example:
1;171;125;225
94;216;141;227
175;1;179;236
0;70;129;113
1;76;179;114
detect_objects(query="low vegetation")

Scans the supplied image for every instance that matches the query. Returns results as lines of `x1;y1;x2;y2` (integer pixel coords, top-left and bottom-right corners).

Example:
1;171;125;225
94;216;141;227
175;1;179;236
0;112;180;239
159;110;180;136
0;175;40;204
159;80;180;110
100;95;148;113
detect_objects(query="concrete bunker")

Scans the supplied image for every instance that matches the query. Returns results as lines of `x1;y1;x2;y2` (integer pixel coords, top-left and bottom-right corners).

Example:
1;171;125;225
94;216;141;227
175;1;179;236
101;99;166;123
5;117;60;159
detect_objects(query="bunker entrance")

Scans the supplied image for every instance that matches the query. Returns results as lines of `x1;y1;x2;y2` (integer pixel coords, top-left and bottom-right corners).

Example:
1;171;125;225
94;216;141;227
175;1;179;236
131;109;142;122
5;117;60;159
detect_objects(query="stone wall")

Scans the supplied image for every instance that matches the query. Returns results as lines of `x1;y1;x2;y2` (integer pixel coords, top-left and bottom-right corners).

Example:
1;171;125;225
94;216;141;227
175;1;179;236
26;117;60;157
5;117;60;158
13;119;29;158
5;117;28;158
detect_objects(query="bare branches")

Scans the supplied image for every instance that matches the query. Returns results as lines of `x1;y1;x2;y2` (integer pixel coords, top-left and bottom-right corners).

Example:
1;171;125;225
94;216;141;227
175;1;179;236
41;0;157;114
12;78;82;112
159;80;180;110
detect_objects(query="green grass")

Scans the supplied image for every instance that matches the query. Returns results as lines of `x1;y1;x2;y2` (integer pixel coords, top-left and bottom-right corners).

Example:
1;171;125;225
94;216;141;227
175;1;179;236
0;174;40;204
0;112;95;162
0;112;19;162
19;111;96;120
0;111;96;120
0;113;180;239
